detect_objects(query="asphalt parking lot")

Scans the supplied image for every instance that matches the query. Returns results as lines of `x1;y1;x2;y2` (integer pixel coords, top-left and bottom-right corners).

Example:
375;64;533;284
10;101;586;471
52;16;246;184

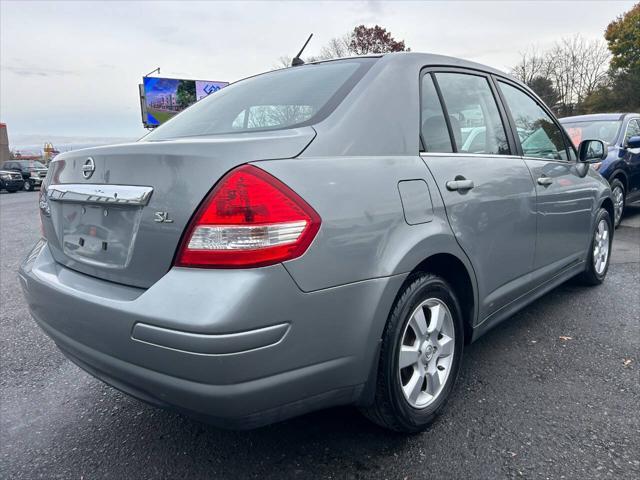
1;189;638;479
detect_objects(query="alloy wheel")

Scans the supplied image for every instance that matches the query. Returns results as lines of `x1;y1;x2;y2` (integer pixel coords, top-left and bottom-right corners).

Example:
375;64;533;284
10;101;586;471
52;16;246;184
593;219;610;275
612;186;624;226
398;298;455;408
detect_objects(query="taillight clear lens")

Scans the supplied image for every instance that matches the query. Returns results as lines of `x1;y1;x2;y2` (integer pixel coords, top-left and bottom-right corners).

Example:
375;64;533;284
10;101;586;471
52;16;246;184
175;164;321;268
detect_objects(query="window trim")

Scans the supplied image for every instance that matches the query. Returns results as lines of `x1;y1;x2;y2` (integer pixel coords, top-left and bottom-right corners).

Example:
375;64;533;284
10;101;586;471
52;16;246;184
418;72;456;153
419;66;517;156
494;76;576;163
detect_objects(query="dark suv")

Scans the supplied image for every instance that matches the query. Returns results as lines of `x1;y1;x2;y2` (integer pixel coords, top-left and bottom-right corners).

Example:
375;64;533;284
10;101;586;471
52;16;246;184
560;113;640;227
0;169;24;192
2;160;48;191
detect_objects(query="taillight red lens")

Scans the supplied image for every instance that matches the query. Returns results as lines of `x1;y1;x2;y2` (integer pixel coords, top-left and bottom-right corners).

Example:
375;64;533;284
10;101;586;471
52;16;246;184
175;164;321;268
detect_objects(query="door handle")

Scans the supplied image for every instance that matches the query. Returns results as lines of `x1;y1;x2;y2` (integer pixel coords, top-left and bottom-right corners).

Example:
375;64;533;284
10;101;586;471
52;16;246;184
537;176;553;186
446;179;475;191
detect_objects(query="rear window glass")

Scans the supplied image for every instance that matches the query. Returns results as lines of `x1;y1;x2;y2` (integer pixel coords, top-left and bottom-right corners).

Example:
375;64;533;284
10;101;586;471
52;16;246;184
144;59;376;140
420;74;453;153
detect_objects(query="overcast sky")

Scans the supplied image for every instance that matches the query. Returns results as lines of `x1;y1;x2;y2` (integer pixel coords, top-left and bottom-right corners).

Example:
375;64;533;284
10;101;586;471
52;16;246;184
0;0;636;146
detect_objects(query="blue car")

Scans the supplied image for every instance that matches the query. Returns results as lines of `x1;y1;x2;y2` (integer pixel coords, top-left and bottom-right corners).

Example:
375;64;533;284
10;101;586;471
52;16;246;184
561;113;640;227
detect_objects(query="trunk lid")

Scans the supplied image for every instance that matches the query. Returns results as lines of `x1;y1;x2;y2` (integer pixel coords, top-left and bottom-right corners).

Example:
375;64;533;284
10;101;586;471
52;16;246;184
41;128;315;288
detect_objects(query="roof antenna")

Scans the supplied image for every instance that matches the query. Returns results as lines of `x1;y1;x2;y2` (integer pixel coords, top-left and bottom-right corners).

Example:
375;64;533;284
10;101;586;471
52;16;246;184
291;33;313;67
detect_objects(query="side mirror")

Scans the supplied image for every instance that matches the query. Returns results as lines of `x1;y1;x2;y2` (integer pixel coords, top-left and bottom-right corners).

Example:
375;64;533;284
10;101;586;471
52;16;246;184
577;139;607;162
625;135;640;149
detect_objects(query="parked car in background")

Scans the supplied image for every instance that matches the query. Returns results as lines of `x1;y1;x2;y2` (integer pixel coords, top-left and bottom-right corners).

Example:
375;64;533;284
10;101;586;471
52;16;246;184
2;160;48;191
560;113;640;227
20;53;614;433
0;169;24;192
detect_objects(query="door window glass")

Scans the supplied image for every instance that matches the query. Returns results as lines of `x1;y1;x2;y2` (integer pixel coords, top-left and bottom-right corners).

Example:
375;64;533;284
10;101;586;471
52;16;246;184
498;81;569;161
420;75;453;153
435;73;510;155
625;119;640;143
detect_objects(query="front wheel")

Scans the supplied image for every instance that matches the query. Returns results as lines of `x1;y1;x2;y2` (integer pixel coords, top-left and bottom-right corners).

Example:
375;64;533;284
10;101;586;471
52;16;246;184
23;180;34;192
361;273;464;432
610;179;625;228
578;208;612;285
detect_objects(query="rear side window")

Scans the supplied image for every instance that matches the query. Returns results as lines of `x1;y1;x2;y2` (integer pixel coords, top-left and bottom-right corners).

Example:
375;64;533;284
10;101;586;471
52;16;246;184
420;75;453;153
435;73;510;155
144;59;376;140
498;81;569;161
625;119;640;143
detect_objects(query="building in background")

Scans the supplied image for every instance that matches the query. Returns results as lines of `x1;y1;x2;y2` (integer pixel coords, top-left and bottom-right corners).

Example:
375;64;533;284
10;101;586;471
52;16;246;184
0;123;10;163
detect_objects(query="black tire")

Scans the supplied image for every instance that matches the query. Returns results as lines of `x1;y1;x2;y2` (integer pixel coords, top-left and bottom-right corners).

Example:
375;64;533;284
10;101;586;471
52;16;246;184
7;189;17;193
577;208;612;286
23;180;33;192
610;179;625;228
361;273;464;433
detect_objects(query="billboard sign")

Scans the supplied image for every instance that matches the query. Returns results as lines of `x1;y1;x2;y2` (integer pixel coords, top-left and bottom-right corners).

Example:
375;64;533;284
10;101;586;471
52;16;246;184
140;76;229;127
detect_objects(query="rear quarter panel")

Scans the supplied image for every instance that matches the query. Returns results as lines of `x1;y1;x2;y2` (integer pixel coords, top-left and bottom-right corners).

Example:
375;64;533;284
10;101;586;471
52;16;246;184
256;155;476;296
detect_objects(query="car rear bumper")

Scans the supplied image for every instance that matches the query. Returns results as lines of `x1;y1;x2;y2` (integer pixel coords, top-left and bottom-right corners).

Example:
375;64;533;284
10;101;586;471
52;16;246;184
19;240;405;428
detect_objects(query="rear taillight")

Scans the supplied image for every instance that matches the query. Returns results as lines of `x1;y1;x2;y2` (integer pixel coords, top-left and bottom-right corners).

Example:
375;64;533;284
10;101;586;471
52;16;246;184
175;164;321;268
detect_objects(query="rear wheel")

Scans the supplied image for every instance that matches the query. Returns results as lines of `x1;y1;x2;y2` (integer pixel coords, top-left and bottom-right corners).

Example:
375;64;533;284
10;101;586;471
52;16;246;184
361;273;464;432
578;208;612;285
610;179;625;228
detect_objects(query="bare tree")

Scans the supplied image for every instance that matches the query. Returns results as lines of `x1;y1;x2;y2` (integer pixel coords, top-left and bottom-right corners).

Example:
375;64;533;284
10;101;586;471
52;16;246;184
274;55;293;69
546;35;610;114
511;47;549;84
513;35;610;115
574;38;610;102
273;53;320;70
317;35;351;60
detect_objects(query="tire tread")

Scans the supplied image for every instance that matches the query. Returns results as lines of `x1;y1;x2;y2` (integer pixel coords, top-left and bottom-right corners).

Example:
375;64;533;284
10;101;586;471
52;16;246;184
361;273;457;432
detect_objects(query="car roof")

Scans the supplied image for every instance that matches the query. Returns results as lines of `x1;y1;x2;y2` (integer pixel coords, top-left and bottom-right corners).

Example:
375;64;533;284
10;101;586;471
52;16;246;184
313;52;515;79
559;113;639;123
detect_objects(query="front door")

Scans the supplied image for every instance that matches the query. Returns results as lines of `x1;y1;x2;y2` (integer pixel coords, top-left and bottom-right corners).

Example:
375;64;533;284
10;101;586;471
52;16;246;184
419;70;537;320
496;80;596;274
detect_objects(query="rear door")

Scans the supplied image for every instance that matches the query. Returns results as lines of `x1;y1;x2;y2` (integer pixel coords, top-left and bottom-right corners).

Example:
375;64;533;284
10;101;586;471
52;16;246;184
419;69;537;320
622;118;640;201
495;79;596;274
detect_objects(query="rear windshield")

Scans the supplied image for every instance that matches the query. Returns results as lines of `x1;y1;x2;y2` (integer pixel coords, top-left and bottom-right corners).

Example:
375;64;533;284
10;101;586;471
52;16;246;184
561;120;622;146
144;58;376;140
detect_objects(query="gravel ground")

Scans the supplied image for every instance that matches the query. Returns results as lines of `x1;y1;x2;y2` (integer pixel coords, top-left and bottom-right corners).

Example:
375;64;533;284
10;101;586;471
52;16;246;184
1;190;638;480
